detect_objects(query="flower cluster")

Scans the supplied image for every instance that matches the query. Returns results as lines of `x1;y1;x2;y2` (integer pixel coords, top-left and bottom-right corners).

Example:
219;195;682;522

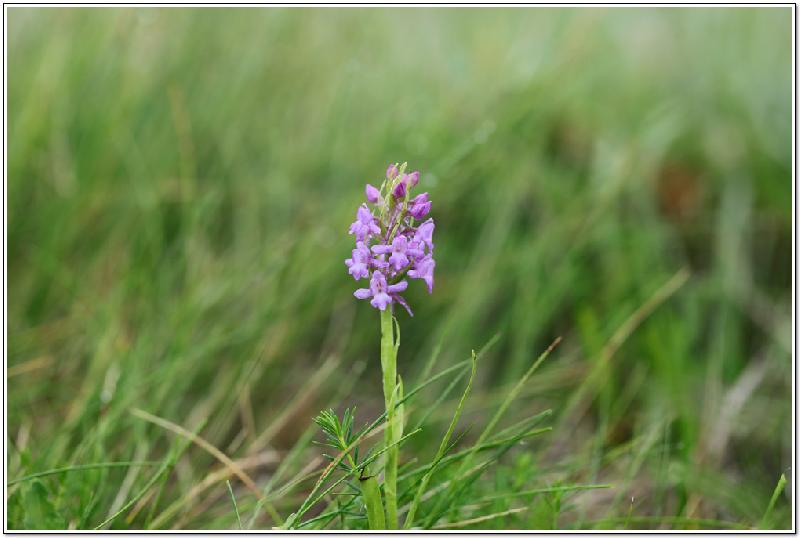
345;163;435;316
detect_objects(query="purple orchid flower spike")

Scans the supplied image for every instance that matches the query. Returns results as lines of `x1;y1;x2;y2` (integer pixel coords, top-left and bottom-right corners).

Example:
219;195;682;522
347;163;432;530
346;162;435;316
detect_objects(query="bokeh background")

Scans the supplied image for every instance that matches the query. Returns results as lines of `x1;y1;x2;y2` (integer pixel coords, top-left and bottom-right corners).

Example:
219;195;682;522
7;7;793;530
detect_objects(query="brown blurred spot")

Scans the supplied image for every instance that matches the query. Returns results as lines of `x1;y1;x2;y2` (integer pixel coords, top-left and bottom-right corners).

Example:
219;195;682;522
657;162;704;221
548;119;593;169
606;417;634;446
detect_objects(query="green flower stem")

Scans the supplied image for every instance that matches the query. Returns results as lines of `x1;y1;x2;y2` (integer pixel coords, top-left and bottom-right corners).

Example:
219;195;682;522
380;308;398;529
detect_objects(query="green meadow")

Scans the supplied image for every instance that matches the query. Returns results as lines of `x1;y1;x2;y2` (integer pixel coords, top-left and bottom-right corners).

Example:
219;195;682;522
6;7;793;530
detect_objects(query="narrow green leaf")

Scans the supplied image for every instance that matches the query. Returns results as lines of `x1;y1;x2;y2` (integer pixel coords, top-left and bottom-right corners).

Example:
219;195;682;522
469;484;613;507
759;473;787;529
404;351;477;528
226;480;242;530
8;462;160;487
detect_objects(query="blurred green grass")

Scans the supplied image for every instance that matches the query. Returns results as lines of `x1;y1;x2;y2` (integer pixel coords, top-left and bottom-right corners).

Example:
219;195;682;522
6;7;792;530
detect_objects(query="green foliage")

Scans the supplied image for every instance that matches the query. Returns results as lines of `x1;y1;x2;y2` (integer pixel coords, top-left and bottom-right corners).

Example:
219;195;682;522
21;481;67;530
293;345;611;530
404;351;477;528
6;7;791;530
313;408;357;454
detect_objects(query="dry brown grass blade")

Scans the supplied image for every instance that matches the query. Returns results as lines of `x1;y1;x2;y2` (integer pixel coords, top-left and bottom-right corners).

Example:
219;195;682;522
145;451;279;529
169;451;281;529
8;355;54;377
130;408;264;501
432;507;529;529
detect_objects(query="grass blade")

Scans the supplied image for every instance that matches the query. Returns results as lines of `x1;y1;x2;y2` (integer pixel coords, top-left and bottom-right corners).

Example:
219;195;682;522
423;337;561;528
432;507;529;529
94;460;173;530
399;423;552;484
404;351;477;528
94;416;203;529
8;462;160;487
226;480;242;529
467;484;613;508
759;473;787;529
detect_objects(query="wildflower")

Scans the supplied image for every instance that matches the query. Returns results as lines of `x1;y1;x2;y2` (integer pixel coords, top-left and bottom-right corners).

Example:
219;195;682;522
344;162;432;530
345;162;435;315
408;254;435;293
404;238;426;260
372;235;412;272
354;271;409;312
345;241;371;280
349;204;381;241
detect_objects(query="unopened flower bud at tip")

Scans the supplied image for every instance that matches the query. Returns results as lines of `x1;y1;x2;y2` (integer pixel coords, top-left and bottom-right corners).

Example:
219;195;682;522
365;183;380;204
408;196;431;219
392;178;407;199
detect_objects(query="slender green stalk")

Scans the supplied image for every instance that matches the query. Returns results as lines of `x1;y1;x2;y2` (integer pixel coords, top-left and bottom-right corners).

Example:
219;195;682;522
226;480;242;529
759;473;786;529
8;462;160;487
380;308;399;529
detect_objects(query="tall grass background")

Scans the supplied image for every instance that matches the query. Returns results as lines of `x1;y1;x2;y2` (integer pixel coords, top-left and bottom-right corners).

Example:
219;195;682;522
6;7;793;530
